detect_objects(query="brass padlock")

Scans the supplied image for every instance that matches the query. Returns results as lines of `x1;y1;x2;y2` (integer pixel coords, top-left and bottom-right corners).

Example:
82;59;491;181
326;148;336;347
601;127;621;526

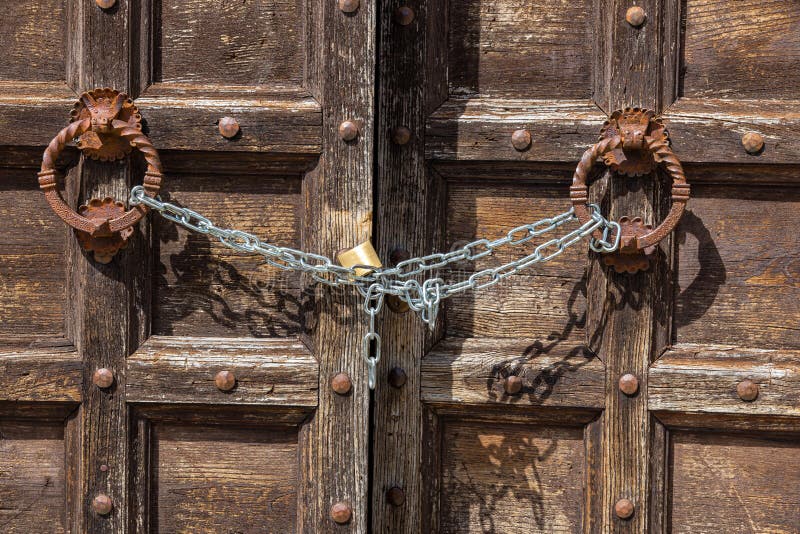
337;241;382;277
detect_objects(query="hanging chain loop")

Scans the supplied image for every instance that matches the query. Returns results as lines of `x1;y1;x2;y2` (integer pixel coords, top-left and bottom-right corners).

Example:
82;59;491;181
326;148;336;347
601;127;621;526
130;185;620;388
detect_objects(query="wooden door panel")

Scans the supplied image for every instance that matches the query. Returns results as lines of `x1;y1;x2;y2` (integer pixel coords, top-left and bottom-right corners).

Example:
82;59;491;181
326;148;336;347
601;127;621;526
444;181;588;339
0;170;68;340
447;0;592;99
673;185;800;348
669;430;800;533
154;0;304;87
149;423;298;533
151;174;304;338
681;0;800;100
438;420;587;533
1;0;375;529
0;420;69;533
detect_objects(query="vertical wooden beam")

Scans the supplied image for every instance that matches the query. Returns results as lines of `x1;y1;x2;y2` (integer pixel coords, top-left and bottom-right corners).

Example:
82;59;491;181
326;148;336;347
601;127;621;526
588;1;678;532
64;1;150;532
301;1;375;531
372;0;450;531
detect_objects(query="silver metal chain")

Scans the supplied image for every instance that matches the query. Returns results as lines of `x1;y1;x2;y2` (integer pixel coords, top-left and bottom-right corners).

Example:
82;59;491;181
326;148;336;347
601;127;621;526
130;185;620;388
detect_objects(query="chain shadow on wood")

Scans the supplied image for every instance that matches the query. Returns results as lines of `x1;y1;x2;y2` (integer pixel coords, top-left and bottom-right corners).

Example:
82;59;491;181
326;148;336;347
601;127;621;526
151;192;314;338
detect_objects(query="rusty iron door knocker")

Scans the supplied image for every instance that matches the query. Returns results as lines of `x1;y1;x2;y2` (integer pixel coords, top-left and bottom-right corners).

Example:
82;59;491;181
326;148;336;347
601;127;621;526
569;107;690;273
37;88;163;263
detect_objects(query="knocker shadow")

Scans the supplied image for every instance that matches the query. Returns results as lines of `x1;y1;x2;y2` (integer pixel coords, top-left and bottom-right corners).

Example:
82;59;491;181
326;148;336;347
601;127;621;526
152;193;315;338
672;208;726;330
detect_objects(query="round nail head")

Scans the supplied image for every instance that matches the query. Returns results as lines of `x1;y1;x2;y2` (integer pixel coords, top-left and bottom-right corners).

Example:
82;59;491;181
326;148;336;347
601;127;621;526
618;373;639;396
92;368;114;389
388;367;407;388
93;494;113;515
504;375;523;395
626;6;646;27
737;379;759;402
387;486;406;506
392;126;412;145
331;502;352;524
615;498;634;519
339;121;359;142
218;117;240;139
338;0;359;13
215;370;236;392
511;129;532;151
96;0;116;9
331;373;352;395
741;132;764;154
395;6;415;25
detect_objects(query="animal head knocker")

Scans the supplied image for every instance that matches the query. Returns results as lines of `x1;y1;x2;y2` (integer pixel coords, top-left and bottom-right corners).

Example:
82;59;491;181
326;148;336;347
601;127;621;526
598;107;669;177
70;88;143;161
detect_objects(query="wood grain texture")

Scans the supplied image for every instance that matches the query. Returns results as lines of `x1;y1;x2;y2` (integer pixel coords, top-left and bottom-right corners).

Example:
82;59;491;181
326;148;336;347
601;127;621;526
0;169;67;337
444;181;587;339
438;419;586;533
669;430;800;533
155;0;304;86
135;90;322;154
650;344;800;417
588;1;676;531
63;2;145;530
0;421;66;533
682;0;800;99
426;100;605;161
300;0;375;530
151;423;298;533
422;339;604;409
371;1;446;531
664;98;800;165
447;0;592;99
674;185;800;349
152;174;305;338
0;85;79;146
0;2;66;83
127;336;317;406
0;345;81;403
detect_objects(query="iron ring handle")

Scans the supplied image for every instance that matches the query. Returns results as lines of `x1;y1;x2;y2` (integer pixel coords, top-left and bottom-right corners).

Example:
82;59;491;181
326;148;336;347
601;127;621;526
37;117;163;236
569;134;690;252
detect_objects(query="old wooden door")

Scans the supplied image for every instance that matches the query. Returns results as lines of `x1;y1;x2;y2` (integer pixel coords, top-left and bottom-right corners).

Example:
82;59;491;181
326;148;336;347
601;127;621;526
0;1;375;532
371;1;800;533
2;1;799;534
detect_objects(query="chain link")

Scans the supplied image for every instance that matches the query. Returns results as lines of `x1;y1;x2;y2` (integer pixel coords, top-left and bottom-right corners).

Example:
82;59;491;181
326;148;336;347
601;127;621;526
130;185;620;388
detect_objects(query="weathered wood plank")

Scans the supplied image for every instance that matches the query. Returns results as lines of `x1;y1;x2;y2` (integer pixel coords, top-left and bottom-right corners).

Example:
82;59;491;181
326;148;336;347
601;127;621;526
588;1;676;531
438;419;586;533
681;0;800;100
151;173;305;339
127;337;317;406
447;0;592;99
0;346;81;403
135;91;321;154
669;430;800;533
0;420;67;533
426;99;605;161
300;0;375;530
649;344;800;417
150;423;299;533
674;185;800;349
64;2;143;531
422;339;605;409
0;3;66;83
664;98;800;165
